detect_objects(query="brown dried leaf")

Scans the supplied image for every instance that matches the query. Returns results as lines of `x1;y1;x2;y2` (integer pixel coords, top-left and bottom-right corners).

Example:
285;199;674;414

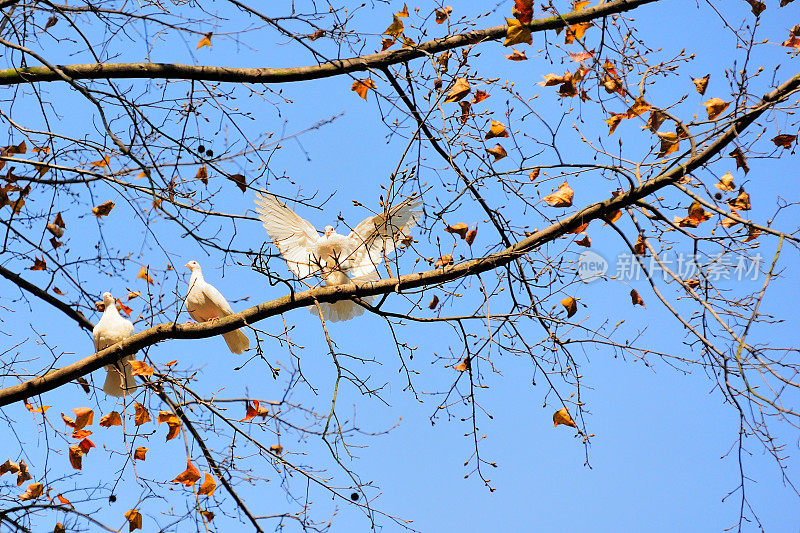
771;134;797;148
72;407;94;430
576;235;591;247
728;188;751;211
505;49;527;61
543;181;574;207
485;120;509;140
133;447;148;461
454;356;470;372
692;74;710;95
124;509;143;531
136;266;154;284
384;15;404;38
68;445;83;470
729;147;749;174
465;227;477;246
444;78;470;103
634;234;647;256
129;360;153;377
196;165;208;185
29;256;46;271
444;222;469;239
512;0;533;24
657;131;679;157
92;200;114;217
630;289;645;307
744;0;766;16
471;90;490;104
228;173;247;192
435;6;452;23
704;97;730;120
434;254;454;268
486;144;507;161
428;294;439;309
504;17;532;46
19;483;43;501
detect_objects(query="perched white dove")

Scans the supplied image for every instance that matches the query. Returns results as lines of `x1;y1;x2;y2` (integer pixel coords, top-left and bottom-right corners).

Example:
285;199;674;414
185;260;250;354
93;292;136;397
254;191;422;321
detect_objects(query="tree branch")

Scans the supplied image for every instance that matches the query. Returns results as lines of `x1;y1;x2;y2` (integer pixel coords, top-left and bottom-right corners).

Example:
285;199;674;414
0;0;658;86
0;68;797;407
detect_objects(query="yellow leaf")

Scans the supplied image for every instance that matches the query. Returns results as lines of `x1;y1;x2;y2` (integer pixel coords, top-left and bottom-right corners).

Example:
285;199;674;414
129;360;153;376
158;411;182;441
198;473;217;496
560;296;577;318
543;180;574;207
384;15;404;38
553;407;577;428
565;22;592;44
124;509;143;531
90;155;110;168
196;32;212;49
396;3;408;17
443;78;470;103
485;120;509;140
703;97;730;120
25;402;50;414
351;79;377;100
504;18;532;47
91;200;114;217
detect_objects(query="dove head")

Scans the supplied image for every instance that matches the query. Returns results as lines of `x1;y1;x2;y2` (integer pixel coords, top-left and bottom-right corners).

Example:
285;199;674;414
324;225;335;237
102;292;115;305
185;260;201;272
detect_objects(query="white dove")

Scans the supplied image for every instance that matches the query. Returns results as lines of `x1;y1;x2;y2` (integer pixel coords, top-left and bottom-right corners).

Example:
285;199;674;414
254;191;422;321
185;260;250;354
93;292;136;397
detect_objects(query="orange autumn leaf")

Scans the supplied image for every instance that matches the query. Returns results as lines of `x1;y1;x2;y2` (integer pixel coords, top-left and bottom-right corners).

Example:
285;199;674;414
675;201;712;228
68;445;83;470
396;3;408;17
444;222;469;239
136;266;154;284
634;234;647;256
444;78;470;103
560;296;577;318
71;407;94;430
78;438;95;454
543;181;574;207
158;411;182;441
198;473;217;496
90;155;110;168
196;165;208;185
435;6;452;24
657;131;679;157
630;289;645;307
133;447;148;461
116;298;133;317
25;401;50;414
133;403;151;426
128;291;141;300
71;429;92;439
505;49;527;61
240;400;260;422
15;461;31;486
29;256;46;271
454;356;470;372
270;444;284;455
703;97;730;120
486;144;507;161
569;222;589;234
576;235;591;247
384;15;404;38
743;226;761;242
164;359;178;367
129;360;153;377
173;458;201;486
715;171;736;192
99;411;122;427
512;0;533;24
91;200;114;217
564;22;592;44
351;79;377;100
428;294;440;309
728;188;751;211
57;493;73;507
19;482;43;501
196;32;212;49
435;254;454;268
471;90;490;104
605;113;624;135
124;509;143;531
553;407;577;428
465;227;477;246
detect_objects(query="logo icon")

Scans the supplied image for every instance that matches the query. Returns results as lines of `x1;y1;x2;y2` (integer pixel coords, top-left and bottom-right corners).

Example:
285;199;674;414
578;251;608;282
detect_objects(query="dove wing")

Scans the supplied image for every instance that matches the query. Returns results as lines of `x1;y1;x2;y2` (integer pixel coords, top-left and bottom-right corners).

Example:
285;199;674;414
347;197;422;279
255;192;321;279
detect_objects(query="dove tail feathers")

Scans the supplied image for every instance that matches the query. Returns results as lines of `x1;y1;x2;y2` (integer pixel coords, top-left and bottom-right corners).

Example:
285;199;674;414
309;295;376;322
103;358;136;397
223;329;250;354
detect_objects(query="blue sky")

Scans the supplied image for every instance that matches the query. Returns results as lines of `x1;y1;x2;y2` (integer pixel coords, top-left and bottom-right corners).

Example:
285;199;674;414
1;0;799;531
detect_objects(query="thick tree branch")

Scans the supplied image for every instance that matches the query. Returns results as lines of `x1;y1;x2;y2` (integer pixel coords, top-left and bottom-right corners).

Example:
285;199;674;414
1;68;797;407
0;0;658;86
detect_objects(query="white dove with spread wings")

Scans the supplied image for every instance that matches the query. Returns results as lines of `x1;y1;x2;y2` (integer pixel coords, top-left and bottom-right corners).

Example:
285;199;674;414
254;191;422;321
